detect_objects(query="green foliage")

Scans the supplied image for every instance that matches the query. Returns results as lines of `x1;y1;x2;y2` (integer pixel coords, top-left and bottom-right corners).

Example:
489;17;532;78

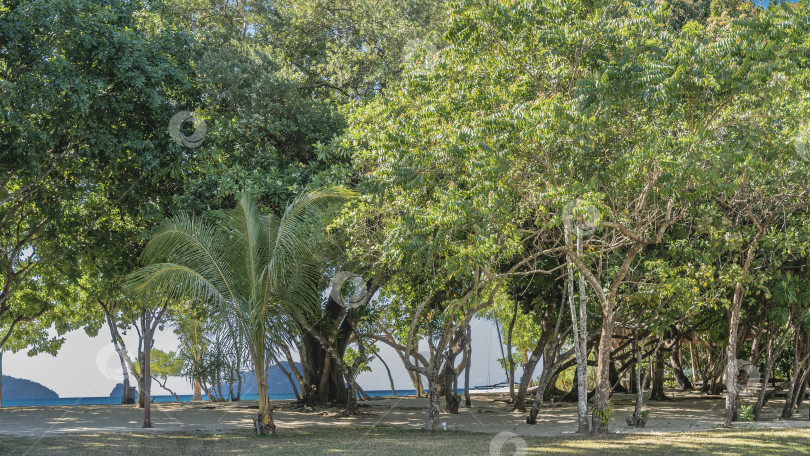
593;402;614;425
739;405;755;422
151;349;183;380
127;188;354;415
0;0;196;352
266;0;448;100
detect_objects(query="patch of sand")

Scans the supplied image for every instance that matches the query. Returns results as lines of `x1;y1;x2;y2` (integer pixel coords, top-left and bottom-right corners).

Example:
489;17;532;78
0;391;808;438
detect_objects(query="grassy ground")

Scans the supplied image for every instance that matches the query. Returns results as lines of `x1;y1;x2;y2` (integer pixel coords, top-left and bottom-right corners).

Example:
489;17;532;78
1;426;808;456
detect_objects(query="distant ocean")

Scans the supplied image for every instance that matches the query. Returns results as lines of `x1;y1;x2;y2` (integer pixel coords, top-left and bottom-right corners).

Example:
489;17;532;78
1;389;426;408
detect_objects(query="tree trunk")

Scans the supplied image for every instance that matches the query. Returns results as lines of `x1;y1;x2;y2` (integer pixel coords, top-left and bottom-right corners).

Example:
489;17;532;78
795;378;807;410
650;347;668;401
494;319;508;382
299;326;349;405
513;333;548;412
354;379;370;401
670;340;693;390
725;237;763;426
277;362;301;401
464;325;472;407
378;355;397;396
193;379;202;401
234;345;242;401
425;368;441;430
344;372;357;415
507;293;518;402
255;374;276;435
630;334;646;426
689;340;699;388
754;338;775;420
137;368;146;408
415;364;424;397
106;311;134;405
568;249;589;434
527;344;568;424
142;311;153;428
782;359;810;419
591;310;614;434
444;357;460;414
610;361;629;393
0;351;3;408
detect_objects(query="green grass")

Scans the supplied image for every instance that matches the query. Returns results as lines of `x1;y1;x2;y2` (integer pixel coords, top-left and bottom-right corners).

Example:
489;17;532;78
1;426;808;455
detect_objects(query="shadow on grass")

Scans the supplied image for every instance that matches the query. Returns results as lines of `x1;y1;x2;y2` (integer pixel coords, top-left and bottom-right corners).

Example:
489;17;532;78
0;426;808;456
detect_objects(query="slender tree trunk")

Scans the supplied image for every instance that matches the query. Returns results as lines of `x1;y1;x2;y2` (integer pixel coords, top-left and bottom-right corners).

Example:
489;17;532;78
464;325;472;407
282;345;304;400
754;335;772;419
725;237;763;426
0;350;3;408
782;354;810;419
513;333;548;411
155;378;180;401
630;337;661;426
507;293;518;401
795;378;807;410
106;312;134;405
670;339;693;390
592;310;614;433
494;319;508;382
344;372;357;415
137;367;146;408
277;362;301;401
415;364;424;397
631;334;645;425
378;355;397;396
235;369;242;401
354;378;370;401
255;372;276;435
568;245;589;434
444;356;460;414
650;347;668;401
526;358;551;424
690;340;699;388
234;345;242;401
142;311;153;428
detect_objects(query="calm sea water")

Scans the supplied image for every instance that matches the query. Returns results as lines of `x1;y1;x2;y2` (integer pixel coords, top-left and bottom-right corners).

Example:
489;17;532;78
1;389;426;408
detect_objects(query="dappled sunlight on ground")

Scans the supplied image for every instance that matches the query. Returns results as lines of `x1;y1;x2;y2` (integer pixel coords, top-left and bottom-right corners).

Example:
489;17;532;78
0;390;808;441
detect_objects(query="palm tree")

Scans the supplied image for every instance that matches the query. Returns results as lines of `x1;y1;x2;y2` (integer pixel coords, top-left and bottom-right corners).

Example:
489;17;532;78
126;189;354;434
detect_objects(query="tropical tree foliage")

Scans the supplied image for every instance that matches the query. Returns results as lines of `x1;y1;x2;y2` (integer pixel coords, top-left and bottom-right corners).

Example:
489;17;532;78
127;188;354;433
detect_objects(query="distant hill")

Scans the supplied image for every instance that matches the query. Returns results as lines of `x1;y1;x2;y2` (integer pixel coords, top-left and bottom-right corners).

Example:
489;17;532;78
2;375;59;400
109;383;137;400
240;362;303;396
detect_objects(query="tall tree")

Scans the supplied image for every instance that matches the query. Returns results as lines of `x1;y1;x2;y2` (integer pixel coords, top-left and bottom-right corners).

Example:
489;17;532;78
127;189;354;434
0;0;196;352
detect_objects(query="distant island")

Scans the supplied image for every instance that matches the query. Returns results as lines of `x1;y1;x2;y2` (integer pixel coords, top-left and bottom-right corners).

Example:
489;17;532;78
240;363;302;396
109;383;137;400
2;375;59;400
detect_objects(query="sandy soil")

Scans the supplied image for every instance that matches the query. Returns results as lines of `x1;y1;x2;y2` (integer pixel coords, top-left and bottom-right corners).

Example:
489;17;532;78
1;390;808;438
